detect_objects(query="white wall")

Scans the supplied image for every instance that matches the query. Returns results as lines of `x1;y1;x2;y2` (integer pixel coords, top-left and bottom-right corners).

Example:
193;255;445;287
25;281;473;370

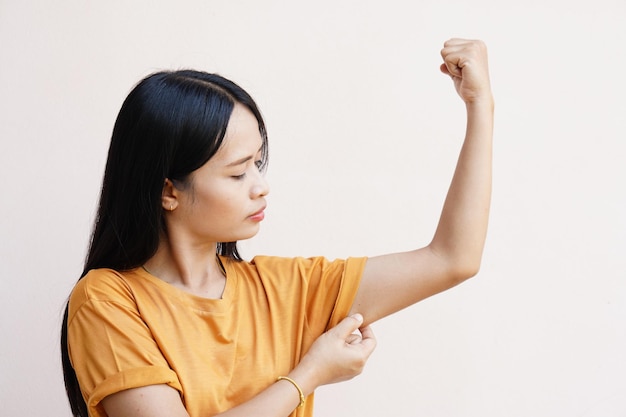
1;1;624;416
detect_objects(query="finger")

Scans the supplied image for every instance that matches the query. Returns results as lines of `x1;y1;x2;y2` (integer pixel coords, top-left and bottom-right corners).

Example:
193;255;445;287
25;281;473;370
441;40;487;69
440;63;457;78
440;49;464;78
357;325;377;354
443;38;472;48
358;325;376;342
345;333;362;345
440;39;480;76
330;314;364;339
440;48;461;76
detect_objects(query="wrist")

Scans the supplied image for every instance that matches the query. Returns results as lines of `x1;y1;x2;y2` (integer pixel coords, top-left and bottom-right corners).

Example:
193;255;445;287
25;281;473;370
465;94;495;112
286;359;319;397
276;376;305;408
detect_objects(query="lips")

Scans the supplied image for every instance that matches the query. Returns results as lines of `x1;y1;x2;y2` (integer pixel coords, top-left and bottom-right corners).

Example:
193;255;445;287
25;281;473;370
248;206;266;221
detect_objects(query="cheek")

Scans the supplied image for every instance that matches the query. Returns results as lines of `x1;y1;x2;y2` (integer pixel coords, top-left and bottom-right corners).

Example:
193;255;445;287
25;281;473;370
192;185;239;217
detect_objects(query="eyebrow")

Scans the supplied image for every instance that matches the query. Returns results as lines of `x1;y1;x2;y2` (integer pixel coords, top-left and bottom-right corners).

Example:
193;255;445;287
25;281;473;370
226;155;253;167
225;146;263;167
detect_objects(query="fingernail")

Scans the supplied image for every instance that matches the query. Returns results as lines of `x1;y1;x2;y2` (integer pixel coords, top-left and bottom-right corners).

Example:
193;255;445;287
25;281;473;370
352;313;363;323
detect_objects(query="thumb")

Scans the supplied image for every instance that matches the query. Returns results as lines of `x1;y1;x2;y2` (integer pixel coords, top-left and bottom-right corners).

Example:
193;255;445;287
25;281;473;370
330;314;364;339
356;324;377;354
440;61;462;78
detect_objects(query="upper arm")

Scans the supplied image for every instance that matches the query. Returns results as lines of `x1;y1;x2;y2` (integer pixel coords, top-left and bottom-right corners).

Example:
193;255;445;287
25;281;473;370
349;246;474;325
101;384;189;417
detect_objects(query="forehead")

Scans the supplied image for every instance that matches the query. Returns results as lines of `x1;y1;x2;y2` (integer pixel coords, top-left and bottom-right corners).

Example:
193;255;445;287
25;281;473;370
213;104;263;163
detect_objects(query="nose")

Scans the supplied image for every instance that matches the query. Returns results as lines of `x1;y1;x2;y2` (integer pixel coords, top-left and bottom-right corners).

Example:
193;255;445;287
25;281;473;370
250;173;270;198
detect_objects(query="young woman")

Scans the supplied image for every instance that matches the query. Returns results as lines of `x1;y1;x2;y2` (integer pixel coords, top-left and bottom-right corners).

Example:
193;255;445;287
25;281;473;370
61;38;493;417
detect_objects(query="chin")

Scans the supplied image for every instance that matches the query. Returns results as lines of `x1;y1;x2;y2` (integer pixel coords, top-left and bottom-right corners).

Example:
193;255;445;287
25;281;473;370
226;225;261;242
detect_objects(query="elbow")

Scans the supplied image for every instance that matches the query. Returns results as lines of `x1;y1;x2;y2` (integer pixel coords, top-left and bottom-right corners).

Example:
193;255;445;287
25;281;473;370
436;250;482;286
448;258;482;284
457;262;481;282
427;244;484;287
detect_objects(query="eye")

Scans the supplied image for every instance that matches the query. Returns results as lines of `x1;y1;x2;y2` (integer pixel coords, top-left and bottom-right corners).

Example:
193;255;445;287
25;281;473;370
231;159;264;180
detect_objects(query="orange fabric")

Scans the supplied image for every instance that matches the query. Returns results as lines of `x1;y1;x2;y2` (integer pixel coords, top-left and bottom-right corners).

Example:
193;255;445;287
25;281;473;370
67;255;366;417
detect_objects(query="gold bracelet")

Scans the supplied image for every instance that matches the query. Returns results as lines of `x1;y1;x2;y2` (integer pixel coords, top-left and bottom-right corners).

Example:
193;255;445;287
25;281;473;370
277;376;305;408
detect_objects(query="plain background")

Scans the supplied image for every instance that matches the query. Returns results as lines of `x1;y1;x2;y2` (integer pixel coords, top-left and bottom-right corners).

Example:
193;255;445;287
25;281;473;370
1;1;625;416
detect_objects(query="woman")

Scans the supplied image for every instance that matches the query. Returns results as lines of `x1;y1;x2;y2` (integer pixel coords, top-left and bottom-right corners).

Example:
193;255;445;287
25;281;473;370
62;38;493;417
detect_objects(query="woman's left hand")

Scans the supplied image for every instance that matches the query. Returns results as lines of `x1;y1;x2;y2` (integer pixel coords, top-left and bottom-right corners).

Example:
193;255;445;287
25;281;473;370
440;38;492;104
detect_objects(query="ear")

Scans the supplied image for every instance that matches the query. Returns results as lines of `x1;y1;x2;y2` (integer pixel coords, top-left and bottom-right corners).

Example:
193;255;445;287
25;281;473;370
161;178;179;212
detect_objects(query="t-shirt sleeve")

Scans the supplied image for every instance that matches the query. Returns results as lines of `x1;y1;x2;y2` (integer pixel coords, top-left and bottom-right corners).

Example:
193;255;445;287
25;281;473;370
67;270;182;417
305;256;367;330
250;255;367;335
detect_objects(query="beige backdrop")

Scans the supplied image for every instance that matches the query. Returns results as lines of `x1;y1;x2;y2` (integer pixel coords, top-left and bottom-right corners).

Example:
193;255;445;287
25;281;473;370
1;0;625;416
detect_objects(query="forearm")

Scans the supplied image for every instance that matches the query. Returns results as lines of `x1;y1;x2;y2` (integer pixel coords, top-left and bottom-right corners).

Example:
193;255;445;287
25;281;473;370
213;369;315;417
429;97;494;278
102;373;316;417
215;314;373;417
103;316;374;417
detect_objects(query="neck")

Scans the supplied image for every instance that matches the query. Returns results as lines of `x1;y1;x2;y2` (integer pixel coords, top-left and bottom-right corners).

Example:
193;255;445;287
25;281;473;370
143;236;226;299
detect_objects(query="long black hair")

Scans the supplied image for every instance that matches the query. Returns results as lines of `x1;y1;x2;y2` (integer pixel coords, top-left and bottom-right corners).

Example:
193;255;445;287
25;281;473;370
61;70;268;416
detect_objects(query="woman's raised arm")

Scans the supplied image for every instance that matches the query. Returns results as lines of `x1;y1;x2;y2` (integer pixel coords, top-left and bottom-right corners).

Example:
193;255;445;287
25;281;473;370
351;39;494;324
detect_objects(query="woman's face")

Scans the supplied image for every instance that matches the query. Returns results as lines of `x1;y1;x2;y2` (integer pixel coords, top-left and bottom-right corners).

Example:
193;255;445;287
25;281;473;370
170;103;269;245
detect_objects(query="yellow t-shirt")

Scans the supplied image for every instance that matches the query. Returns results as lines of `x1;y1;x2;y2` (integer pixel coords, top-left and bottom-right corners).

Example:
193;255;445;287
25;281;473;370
67;255;366;417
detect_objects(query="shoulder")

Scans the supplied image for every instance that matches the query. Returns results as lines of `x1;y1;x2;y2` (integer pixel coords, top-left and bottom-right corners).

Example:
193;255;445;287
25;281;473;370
68;269;139;317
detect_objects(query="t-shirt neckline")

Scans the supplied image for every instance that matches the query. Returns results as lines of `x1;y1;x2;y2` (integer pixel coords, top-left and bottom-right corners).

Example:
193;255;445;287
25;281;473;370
132;256;237;313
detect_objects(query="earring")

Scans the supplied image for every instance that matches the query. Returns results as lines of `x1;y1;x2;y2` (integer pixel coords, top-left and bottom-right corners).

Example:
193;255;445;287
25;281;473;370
170;204;174;211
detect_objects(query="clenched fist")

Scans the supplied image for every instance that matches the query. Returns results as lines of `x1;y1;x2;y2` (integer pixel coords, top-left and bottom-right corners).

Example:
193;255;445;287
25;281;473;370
440;39;492;104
